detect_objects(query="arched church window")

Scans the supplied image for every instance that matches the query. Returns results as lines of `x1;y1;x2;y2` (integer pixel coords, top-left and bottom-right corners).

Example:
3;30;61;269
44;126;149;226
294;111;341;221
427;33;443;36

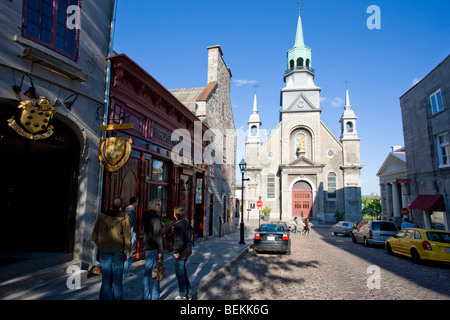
306;59;310;68
289;60;294;69
295;133;306;158
267;173;275;198
346;122;354;133
327;172;337;199
292;181;312;191
297;57;304;68
251;125;257;136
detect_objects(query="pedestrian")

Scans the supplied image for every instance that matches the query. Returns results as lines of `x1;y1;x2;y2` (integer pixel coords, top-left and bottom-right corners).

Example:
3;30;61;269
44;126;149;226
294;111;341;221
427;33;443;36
173;207;193;300
91;196;131;300
401;217;416;229
142;198;164;300
292;217;298;233
124;196;138;277
303;218;310;235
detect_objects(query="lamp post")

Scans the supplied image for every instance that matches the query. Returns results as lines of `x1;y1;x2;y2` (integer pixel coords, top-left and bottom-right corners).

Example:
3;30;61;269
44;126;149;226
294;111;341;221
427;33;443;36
239;158;249;244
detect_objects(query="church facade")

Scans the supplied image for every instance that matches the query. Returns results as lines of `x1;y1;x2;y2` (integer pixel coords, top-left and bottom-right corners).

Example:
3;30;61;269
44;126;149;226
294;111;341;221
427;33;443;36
244;13;363;224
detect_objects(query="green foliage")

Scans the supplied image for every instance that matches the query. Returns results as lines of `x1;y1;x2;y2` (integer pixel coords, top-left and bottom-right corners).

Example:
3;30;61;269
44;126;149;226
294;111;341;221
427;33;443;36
334;210;344;222
361;194;381;215
261;206;271;216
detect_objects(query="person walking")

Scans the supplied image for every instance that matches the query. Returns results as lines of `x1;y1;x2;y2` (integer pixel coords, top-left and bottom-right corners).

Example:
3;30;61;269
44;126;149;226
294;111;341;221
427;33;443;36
303;218;310;235
123;196;138;277
292;217;298;233
142;198;164;300
173;207;193;300
92;196;131;300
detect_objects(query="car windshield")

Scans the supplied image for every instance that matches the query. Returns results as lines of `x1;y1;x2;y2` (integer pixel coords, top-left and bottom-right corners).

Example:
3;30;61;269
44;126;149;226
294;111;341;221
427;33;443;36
372;222;397;231
426;232;450;244
260;224;286;233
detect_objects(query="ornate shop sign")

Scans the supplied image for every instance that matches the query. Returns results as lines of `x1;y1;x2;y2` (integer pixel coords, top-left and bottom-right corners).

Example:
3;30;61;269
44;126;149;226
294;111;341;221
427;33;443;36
98;136;133;172
7;97;56;140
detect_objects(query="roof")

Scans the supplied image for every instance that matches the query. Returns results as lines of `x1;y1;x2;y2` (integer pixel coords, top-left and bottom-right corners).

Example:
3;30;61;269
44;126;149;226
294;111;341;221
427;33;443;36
170;82;218;113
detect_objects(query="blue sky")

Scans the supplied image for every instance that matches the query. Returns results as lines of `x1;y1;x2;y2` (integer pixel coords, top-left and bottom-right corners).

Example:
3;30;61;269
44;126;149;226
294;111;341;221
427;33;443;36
113;0;450;196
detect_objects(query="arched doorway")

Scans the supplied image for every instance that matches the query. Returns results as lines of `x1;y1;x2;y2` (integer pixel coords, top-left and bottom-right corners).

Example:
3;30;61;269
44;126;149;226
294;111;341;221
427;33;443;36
0;100;80;253
292;181;312;217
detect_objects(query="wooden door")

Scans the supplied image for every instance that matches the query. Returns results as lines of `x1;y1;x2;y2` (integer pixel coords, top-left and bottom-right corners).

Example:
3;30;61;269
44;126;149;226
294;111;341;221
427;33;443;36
292;181;312;217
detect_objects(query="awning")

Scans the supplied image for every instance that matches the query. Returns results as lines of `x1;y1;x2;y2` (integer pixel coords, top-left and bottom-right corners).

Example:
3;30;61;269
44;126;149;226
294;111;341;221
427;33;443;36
409;195;446;211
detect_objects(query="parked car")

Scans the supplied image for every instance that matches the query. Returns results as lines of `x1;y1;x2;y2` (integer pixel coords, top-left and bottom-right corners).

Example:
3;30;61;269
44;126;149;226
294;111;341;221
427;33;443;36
351;220;398;247
386;228;450;264
331;221;355;236
253;223;291;255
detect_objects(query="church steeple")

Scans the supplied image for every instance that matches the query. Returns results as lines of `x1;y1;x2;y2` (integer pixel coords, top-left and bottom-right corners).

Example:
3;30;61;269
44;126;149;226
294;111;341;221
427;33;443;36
340;86;359;140
286;8;312;75
247;90;262;143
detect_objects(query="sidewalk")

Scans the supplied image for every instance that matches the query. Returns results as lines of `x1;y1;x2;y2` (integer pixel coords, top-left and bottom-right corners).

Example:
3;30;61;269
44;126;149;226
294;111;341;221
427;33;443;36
2;222;255;300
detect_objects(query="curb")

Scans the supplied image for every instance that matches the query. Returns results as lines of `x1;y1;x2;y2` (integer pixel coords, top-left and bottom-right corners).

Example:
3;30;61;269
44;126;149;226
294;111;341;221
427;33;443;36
195;243;251;299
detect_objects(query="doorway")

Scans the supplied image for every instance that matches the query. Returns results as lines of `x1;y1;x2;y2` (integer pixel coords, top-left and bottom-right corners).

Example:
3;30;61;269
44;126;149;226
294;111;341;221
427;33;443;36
0;102;80;253
292;181;312;217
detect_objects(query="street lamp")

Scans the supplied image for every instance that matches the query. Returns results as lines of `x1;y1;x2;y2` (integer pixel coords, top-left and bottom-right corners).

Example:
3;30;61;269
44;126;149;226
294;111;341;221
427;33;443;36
239;158;249;244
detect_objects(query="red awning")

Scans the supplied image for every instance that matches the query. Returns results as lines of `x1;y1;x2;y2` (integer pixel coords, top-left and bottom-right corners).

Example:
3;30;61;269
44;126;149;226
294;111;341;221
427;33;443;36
409;195;446;211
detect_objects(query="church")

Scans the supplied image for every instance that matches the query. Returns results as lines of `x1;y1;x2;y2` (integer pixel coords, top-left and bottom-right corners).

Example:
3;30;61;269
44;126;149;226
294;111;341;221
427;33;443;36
244;11;363;224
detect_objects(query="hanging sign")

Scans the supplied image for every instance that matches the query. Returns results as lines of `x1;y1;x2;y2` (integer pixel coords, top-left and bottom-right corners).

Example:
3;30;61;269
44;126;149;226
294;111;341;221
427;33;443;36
98;136;133;172
100;123;134;131
7;97;56;140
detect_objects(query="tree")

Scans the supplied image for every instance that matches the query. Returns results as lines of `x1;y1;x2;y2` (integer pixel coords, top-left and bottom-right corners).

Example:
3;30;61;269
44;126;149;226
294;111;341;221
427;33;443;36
362;194;381;215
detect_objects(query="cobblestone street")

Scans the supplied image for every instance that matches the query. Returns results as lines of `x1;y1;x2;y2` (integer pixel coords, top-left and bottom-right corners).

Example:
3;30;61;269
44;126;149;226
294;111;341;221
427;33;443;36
199;227;450;300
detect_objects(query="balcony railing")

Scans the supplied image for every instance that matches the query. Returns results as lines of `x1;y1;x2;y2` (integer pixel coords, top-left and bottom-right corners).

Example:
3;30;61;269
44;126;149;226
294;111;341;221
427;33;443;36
284;65;315;75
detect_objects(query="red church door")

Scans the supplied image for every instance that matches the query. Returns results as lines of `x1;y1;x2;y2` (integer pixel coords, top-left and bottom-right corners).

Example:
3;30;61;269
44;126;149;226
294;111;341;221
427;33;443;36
292;181;312;217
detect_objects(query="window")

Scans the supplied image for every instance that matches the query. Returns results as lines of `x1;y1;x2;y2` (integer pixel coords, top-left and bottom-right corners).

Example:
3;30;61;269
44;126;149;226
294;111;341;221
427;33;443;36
22;0;80;60
297;57;303;67
327;172;336;199
346;122;354;133
436;132;449;167
251;125;257;136
267;173;275;199
430;89;444;114
152;160;168;181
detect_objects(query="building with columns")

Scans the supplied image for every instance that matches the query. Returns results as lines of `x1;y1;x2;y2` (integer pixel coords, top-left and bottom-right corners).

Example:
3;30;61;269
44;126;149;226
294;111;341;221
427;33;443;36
377;146;410;223
244;12;363;224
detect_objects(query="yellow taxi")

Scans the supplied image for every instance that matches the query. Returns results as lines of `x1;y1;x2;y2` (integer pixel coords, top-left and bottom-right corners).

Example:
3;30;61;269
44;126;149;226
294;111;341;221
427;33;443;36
385;228;450;264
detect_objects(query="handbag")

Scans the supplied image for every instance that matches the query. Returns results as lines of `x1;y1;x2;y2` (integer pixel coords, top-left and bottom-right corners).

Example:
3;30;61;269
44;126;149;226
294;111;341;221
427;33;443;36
152;257;166;281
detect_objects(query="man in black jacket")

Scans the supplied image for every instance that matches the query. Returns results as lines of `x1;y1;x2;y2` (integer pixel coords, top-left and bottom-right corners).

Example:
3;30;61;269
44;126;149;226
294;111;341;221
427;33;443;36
142;198;164;300
173;207;193;300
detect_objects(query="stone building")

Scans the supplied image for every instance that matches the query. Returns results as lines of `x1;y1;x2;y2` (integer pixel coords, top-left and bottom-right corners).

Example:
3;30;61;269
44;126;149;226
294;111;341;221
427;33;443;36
376;146;409;222
244;12;362;224
0;0;116;268
400;54;450;231
170;45;237;237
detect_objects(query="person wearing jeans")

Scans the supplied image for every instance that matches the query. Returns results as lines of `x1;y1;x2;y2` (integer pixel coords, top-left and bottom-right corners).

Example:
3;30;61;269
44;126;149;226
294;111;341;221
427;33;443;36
173;207;193;300
124;196;138;277
142;199;164;300
92;196;131;300
99;252;126;300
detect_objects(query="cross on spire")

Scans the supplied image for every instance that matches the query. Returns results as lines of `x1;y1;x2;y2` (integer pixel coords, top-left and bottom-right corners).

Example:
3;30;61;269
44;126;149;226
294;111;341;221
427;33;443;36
296;1;303;16
253;83;259;93
344;79;350;89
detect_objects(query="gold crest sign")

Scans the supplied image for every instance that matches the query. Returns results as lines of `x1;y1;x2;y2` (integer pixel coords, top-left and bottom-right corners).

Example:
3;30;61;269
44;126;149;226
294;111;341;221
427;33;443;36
8;97;56;140
98;136;133;172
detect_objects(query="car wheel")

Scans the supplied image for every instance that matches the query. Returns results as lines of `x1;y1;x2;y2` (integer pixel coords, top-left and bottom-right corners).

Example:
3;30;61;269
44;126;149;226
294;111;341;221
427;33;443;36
351;233;357;243
386;243;393;255
364;237;370;247
411;249;421;264
333;232;337;236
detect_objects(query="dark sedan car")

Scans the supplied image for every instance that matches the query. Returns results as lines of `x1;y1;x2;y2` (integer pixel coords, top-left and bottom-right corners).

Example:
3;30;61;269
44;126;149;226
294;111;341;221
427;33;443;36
253;223;291;255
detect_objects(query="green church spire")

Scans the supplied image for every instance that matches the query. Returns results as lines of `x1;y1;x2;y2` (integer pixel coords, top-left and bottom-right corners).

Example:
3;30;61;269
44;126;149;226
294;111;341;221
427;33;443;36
286;8;312;74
